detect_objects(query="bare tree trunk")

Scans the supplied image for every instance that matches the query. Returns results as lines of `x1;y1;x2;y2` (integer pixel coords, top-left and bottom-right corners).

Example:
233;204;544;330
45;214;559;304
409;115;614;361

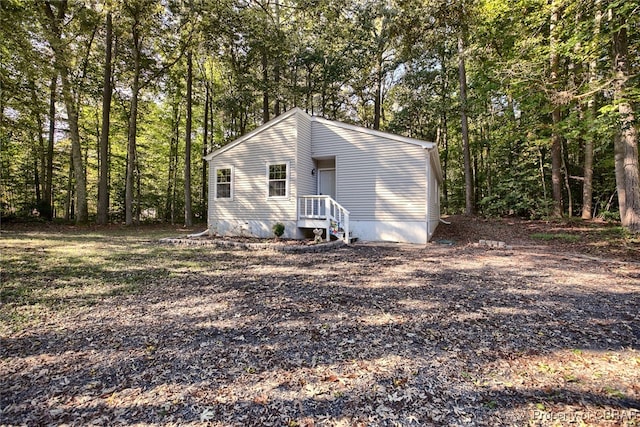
439;48;449;212
549;0;563;217
305;65;312;115
538;148;547;200
613;25;640;232
274;66;281;117
33;135;41;205
485;128;492;199
201;84;209;221
262;50;269;123
274;0;281;117
44;74;57;219
582;118;595;219
581;1;601;220
550;131;563;216
506;96;515;167
135;155;141;223
562;139;572;217
165;139;176;221
166;101;180;222
125;20;141;226
373;52;382;130
60;70;88;223
65;153;73;221
30;85;44;207
184;50;193;227
97;11;112;225
172;134;179;225
41;1;88;223
458;33;474;215
614;133;626;220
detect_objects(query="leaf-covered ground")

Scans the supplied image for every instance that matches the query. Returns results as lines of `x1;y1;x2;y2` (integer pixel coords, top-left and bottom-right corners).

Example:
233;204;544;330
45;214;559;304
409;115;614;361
1;218;639;426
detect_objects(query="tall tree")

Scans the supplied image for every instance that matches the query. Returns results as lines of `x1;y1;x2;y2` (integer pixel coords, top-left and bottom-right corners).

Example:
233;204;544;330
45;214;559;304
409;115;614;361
611;12;640;232
40;1;89;223
121;0;185;225
581;1;602;220
549;0;564;217
201;83;210;221
458;31;474;215
124;2;142;225
184;48;193;227
43;73;57;220
97;10;113;225
3;0;638;228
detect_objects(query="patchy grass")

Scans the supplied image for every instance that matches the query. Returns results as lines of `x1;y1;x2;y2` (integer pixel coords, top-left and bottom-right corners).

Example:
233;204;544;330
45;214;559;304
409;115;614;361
530;232;581;242
0;227;210;333
1;224;639;426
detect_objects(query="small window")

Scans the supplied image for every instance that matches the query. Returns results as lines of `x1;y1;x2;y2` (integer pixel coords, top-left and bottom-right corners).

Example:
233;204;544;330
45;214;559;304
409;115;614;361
267;162;289;198
215;167;233;200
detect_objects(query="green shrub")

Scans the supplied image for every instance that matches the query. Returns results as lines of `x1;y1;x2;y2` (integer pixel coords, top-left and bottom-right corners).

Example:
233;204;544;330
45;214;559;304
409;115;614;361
272;222;285;238
598;210;620;222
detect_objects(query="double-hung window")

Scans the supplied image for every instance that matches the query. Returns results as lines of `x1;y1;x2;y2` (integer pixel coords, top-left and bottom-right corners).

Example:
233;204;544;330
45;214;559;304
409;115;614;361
215;167;233;200
267;162;289;198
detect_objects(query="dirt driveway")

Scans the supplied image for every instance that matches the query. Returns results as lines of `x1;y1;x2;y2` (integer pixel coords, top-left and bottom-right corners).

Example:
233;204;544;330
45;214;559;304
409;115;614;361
1;219;639;425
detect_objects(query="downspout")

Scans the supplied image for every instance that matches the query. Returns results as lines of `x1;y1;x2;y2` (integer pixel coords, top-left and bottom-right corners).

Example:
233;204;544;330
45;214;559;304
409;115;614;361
187;229;209;238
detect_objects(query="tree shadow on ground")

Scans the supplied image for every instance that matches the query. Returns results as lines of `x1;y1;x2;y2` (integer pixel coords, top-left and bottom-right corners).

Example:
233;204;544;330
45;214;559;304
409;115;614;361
1;243;638;425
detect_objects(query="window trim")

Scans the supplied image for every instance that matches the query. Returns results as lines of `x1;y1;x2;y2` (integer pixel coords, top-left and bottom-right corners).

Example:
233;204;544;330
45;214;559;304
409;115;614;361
266;161;290;199
214;166;234;201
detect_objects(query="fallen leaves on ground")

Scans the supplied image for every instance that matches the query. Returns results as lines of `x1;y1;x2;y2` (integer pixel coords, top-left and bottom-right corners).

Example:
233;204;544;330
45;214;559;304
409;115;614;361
1;220;639;425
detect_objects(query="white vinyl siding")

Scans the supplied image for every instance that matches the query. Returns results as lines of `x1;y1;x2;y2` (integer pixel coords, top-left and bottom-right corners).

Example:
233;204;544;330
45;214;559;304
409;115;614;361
205;107;440;242
295;111;315;197
311;121;426;222
208;113;298;223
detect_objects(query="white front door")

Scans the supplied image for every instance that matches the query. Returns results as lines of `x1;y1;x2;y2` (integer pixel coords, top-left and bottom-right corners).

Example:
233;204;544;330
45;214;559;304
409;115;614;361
318;169;336;199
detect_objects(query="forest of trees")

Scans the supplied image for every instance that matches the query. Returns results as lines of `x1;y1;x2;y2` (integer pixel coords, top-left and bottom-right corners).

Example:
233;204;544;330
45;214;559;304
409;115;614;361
1;0;639;232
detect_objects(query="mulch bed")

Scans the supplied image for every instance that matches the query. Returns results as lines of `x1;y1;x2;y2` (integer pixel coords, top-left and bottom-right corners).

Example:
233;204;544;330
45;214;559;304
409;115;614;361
159;236;345;253
1;217;639;425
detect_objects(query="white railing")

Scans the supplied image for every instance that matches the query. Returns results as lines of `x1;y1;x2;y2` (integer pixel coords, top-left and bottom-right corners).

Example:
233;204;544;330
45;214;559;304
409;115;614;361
298;195;350;243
